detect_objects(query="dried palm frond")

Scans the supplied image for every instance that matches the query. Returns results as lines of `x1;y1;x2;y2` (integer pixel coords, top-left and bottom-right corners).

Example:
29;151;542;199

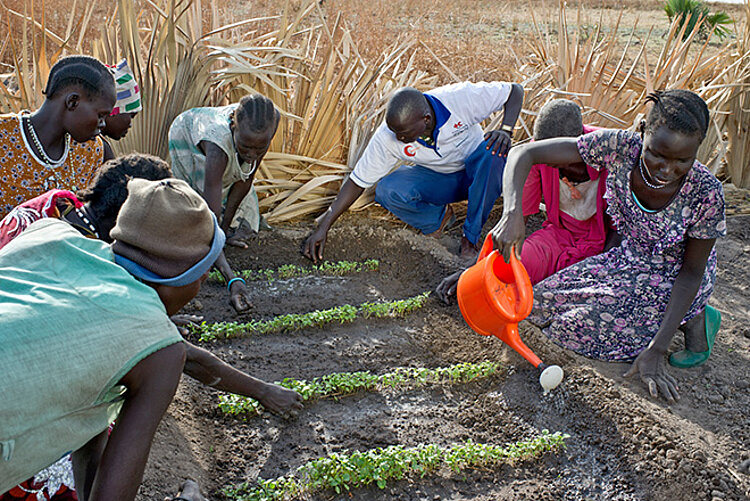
700;1;750;188
247;15;439;220
510;1;750;182
0;0;98;112
91;0;313;160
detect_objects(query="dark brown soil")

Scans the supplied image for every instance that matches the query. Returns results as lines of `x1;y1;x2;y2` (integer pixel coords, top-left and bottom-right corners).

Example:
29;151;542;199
138;198;750;501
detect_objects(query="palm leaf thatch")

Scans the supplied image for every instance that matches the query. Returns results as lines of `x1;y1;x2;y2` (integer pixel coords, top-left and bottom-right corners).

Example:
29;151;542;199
0;0;98;112
510;2;750;183
91;0;312;161
244;15;439;221
699;2;750;188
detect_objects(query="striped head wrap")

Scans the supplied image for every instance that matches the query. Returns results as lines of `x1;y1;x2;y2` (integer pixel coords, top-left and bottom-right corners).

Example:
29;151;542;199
108;59;142;116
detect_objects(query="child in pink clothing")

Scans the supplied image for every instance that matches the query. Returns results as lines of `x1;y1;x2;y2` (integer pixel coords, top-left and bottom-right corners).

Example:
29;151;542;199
521;100;612;283
436;99;614;303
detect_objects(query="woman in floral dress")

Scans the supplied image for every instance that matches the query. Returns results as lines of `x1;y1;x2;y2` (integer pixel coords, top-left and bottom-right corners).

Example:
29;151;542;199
490;90;725;402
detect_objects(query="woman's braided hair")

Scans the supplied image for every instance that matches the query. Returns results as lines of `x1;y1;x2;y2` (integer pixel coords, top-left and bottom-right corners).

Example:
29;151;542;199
644;89;709;142
44;55;114;98
77;154;172;223
233;94;279;132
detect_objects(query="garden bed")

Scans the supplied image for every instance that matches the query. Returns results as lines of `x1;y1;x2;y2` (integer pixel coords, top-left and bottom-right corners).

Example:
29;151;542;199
137;208;750;500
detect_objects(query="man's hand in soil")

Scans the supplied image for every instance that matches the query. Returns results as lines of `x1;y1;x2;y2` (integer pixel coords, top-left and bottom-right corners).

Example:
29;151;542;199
258;382;305;418
302;225;328;264
436;270;464;304
170;314;205;336
230;280;253;312
624;346;680;403
302;179;365;264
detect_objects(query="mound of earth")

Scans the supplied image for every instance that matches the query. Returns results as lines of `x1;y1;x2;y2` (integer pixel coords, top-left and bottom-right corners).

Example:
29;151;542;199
138;205;750;501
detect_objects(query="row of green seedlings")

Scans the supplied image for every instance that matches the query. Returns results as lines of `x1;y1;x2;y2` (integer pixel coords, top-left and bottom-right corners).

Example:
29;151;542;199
209;259;380;283
223;431;569;501
195;291;430;342
218;361;502;419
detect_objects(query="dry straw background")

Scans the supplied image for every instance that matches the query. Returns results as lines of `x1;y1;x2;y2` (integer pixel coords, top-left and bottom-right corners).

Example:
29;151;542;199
1;0;749;221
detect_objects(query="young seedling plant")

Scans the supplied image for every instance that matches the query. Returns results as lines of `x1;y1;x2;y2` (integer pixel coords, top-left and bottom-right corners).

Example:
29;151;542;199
218;361;502;419
195;292;430;341
223;431;569;501
209;259;379;283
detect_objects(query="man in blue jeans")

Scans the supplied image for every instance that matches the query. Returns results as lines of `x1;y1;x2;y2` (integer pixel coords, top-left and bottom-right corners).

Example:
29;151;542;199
302;81;523;260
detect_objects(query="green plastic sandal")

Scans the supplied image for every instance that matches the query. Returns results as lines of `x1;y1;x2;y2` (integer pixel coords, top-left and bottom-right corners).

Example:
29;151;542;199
669;305;721;368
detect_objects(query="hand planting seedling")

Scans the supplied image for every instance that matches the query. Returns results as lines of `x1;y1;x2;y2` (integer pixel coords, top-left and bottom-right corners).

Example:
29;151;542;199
218;361;501;419
209;259;379;283
195;292;430;341
222;431;569;501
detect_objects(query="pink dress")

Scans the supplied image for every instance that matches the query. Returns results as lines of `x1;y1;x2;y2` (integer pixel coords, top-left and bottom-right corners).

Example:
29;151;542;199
520;125;610;284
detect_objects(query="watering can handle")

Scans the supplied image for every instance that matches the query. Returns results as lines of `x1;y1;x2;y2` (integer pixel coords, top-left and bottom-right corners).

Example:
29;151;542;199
510;247;534;318
477;234;495;262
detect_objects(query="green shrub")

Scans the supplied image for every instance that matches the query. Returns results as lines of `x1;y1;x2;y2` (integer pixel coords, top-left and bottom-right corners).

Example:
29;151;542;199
664;0;732;40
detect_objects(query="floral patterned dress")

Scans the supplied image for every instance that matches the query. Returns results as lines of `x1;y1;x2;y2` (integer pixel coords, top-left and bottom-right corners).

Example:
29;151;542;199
528;129;726;361
0;114;103;219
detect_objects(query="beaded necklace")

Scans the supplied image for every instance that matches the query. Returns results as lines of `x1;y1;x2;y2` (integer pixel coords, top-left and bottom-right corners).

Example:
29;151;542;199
638;154;667;190
20;111;70;168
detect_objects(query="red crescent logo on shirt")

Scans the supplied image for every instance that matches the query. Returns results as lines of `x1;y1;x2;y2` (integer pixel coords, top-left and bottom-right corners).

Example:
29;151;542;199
404;145;416;157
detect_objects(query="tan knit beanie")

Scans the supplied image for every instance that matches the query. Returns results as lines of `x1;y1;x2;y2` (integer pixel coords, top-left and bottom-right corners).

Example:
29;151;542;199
111;178;222;281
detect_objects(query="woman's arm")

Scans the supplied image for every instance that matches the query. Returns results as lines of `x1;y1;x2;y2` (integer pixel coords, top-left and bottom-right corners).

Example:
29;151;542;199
84;342;186;501
625;236;715;402
489;137;584;261
183;342;303;416
223;177;254;235
199;141;228;222
649;237;715;351
198;141;253;312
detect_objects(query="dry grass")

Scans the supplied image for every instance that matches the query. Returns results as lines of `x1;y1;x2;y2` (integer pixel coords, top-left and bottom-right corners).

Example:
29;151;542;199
2;0;750;217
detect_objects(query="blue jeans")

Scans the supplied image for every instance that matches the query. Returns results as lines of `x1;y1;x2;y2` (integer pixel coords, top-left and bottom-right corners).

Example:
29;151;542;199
374;140;505;244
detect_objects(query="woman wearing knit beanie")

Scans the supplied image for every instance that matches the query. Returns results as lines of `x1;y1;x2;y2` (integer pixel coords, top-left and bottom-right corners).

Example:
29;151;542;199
0;178;302;501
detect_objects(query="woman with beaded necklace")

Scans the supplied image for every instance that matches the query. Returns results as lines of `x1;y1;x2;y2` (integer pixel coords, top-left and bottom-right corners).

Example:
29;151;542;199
490;90;725;403
168;94;280;313
0;55;114;219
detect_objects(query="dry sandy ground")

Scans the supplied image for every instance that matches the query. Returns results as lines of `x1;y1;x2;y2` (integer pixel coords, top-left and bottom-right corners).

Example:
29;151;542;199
138;189;750;501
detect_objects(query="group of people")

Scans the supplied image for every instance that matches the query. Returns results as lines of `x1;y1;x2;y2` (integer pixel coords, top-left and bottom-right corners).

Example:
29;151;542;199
0;49;725;501
0;56;299;501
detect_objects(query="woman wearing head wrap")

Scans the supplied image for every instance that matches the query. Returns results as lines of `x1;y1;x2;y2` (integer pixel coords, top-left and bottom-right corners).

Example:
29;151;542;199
101;59;143;161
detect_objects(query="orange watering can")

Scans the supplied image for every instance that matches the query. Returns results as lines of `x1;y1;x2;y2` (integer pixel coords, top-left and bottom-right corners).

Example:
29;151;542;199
457;235;563;392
